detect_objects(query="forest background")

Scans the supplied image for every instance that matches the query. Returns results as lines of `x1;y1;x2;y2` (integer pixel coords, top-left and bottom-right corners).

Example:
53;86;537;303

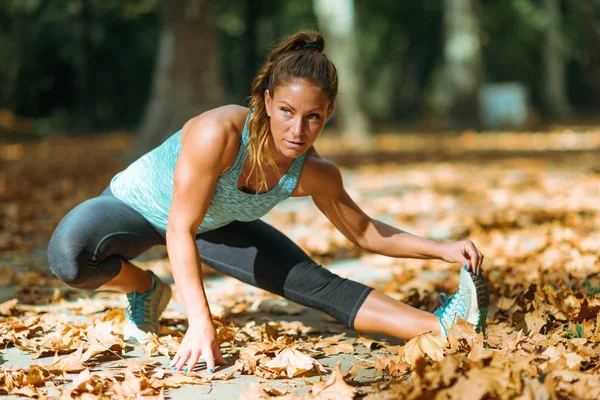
2;0;599;152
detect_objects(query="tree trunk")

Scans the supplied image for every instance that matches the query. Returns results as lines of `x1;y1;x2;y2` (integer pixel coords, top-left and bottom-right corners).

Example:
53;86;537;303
133;0;224;158
443;0;483;127
72;0;89;131
543;0;570;118
1;0;50;111
581;0;600;106
313;0;372;148
243;0;259;99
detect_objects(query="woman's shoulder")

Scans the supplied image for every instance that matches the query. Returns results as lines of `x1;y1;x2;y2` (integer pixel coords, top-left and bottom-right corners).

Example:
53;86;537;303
179;105;250;172
293;147;344;197
181;105;249;145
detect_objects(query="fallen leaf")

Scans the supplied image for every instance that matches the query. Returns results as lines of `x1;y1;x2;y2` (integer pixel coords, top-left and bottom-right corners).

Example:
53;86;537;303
403;333;446;366
310;363;356;399
261;347;326;378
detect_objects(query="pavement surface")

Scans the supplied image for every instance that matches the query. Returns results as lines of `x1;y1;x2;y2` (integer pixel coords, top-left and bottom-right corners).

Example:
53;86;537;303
0;251;437;399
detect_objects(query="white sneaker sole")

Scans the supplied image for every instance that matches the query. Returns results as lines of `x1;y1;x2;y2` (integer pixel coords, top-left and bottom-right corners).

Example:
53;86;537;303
461;268;489;334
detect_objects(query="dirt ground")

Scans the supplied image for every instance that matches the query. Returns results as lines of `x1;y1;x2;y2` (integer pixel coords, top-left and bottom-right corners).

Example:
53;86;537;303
1;127;600;399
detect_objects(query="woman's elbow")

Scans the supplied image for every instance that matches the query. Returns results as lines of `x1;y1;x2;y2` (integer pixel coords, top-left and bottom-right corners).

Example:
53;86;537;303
165;224;196;241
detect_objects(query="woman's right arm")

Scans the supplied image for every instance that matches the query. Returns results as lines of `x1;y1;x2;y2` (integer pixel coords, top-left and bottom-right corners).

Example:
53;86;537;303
165;113;234;373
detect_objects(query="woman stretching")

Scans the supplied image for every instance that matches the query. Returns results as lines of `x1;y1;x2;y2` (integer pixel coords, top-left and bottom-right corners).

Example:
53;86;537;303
48;31;489;375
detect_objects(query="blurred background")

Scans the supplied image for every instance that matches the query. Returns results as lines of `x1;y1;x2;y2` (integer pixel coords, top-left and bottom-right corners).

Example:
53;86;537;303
1;0;599;155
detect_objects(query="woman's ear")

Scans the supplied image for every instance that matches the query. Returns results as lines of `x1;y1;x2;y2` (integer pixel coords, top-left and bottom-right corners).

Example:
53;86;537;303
326;103;335;121
264;89;272;117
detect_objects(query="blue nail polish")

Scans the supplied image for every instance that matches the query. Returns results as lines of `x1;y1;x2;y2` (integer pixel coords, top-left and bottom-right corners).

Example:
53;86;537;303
463;264;468;270
172;367;177;371
183;368;188;372
167;362;171;367
209;368;215;373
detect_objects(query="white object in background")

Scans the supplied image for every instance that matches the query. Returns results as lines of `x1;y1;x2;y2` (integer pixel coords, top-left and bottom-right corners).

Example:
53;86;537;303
479;82;528;129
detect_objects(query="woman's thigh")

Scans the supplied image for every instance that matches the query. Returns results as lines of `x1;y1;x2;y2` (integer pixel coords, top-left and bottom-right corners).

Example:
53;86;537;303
195;220;313;292
195;220;373;328
48;188;165;289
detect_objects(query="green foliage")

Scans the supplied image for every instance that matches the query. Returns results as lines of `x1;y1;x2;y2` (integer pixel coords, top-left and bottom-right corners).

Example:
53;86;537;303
563;323;585;339
0;0;159;133
356;0;444;120
0;0;599;134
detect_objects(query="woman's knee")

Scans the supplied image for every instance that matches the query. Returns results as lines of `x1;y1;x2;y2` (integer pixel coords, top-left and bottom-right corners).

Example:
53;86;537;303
48;217;93;287
283;261;373;329
47;198;111;287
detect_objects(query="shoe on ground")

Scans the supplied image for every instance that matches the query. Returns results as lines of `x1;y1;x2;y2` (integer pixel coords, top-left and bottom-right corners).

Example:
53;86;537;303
123;270;172;343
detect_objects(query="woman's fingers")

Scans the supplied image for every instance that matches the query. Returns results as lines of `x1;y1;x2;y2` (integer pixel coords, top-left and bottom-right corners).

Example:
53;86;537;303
173;348;190;371
203;346;217;373
215;347;227;365
184;346;202;373
169;351;181;370
463;241;481;274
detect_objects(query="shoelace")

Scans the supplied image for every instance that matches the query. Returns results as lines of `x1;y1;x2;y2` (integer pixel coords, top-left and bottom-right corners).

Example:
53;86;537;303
124;286;152;323
437;291;468;324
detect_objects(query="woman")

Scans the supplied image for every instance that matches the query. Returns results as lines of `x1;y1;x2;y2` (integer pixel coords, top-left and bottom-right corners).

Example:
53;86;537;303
48;31;489;374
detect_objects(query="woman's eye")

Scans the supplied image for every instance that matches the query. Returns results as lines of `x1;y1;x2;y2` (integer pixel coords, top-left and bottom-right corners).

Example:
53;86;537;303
281;108;291;115
308;114;320;120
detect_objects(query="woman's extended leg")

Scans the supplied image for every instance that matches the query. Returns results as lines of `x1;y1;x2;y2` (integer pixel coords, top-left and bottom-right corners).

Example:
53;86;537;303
194;219;442;339
354;290;441;337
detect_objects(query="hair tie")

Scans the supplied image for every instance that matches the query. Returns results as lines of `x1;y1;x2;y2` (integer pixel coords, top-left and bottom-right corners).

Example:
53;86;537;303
303;41;322;52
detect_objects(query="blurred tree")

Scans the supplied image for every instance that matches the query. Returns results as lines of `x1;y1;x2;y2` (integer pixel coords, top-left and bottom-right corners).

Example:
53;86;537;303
355;0;443;123
313;0;371;145
0;0;51;112
72;0;89;131
1;0;599;134
543;0;570;117
133;0;223;156
443;0;483;127
580;0;600;107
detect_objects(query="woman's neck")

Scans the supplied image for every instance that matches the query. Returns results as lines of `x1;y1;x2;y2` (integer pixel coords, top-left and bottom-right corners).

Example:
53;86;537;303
265;135;294;172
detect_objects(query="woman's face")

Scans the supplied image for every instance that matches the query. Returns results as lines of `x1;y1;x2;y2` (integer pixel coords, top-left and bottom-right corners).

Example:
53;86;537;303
264;79;334;160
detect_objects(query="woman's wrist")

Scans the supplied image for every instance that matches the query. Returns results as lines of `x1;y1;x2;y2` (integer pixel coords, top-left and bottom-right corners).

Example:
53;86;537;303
433;241;452;262
187;313;214;328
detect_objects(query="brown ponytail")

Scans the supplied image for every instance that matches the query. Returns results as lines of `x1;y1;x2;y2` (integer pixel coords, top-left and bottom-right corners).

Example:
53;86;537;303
246;31;338;193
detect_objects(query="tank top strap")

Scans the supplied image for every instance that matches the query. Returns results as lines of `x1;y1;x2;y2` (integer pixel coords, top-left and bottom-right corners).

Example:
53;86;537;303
241;112;251;147
223;112;251;177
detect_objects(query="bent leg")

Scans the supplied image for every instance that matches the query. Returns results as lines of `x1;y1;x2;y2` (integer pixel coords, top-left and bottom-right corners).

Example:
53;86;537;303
195;219;373;329
48;190;164;291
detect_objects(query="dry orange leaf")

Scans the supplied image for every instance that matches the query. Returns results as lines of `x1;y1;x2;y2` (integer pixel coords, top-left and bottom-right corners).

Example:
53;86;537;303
403;333;446;366
261;347;326;378
309;363;356;400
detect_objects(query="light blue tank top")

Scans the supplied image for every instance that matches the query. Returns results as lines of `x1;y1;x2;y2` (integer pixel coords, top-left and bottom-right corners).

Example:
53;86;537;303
109;114;307;234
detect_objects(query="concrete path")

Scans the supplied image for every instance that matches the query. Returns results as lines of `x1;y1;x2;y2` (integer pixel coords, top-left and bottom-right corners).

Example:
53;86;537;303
1;253;437;399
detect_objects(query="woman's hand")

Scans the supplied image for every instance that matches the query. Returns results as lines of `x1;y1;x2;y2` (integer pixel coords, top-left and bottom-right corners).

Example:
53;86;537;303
169;319;227;373
440;240;484;275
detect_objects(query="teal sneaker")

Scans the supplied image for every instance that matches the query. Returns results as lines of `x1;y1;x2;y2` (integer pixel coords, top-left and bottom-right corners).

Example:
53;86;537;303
434;266;489;335
123;270;172;343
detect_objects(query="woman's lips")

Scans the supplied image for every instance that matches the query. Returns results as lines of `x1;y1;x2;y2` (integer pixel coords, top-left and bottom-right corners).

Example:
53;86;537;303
285;140;305;148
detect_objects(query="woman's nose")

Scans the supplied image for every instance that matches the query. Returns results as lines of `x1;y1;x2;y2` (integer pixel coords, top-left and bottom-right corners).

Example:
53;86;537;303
292;117;303;136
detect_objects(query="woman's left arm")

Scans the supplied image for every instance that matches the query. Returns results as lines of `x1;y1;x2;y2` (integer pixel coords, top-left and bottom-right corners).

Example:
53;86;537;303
307;158;484;273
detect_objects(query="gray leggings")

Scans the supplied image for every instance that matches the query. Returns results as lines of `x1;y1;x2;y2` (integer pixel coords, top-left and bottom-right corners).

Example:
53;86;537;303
47;187;373;329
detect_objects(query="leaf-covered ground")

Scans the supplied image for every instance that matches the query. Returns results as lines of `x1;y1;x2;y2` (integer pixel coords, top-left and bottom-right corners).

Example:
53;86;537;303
1;130;600;399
